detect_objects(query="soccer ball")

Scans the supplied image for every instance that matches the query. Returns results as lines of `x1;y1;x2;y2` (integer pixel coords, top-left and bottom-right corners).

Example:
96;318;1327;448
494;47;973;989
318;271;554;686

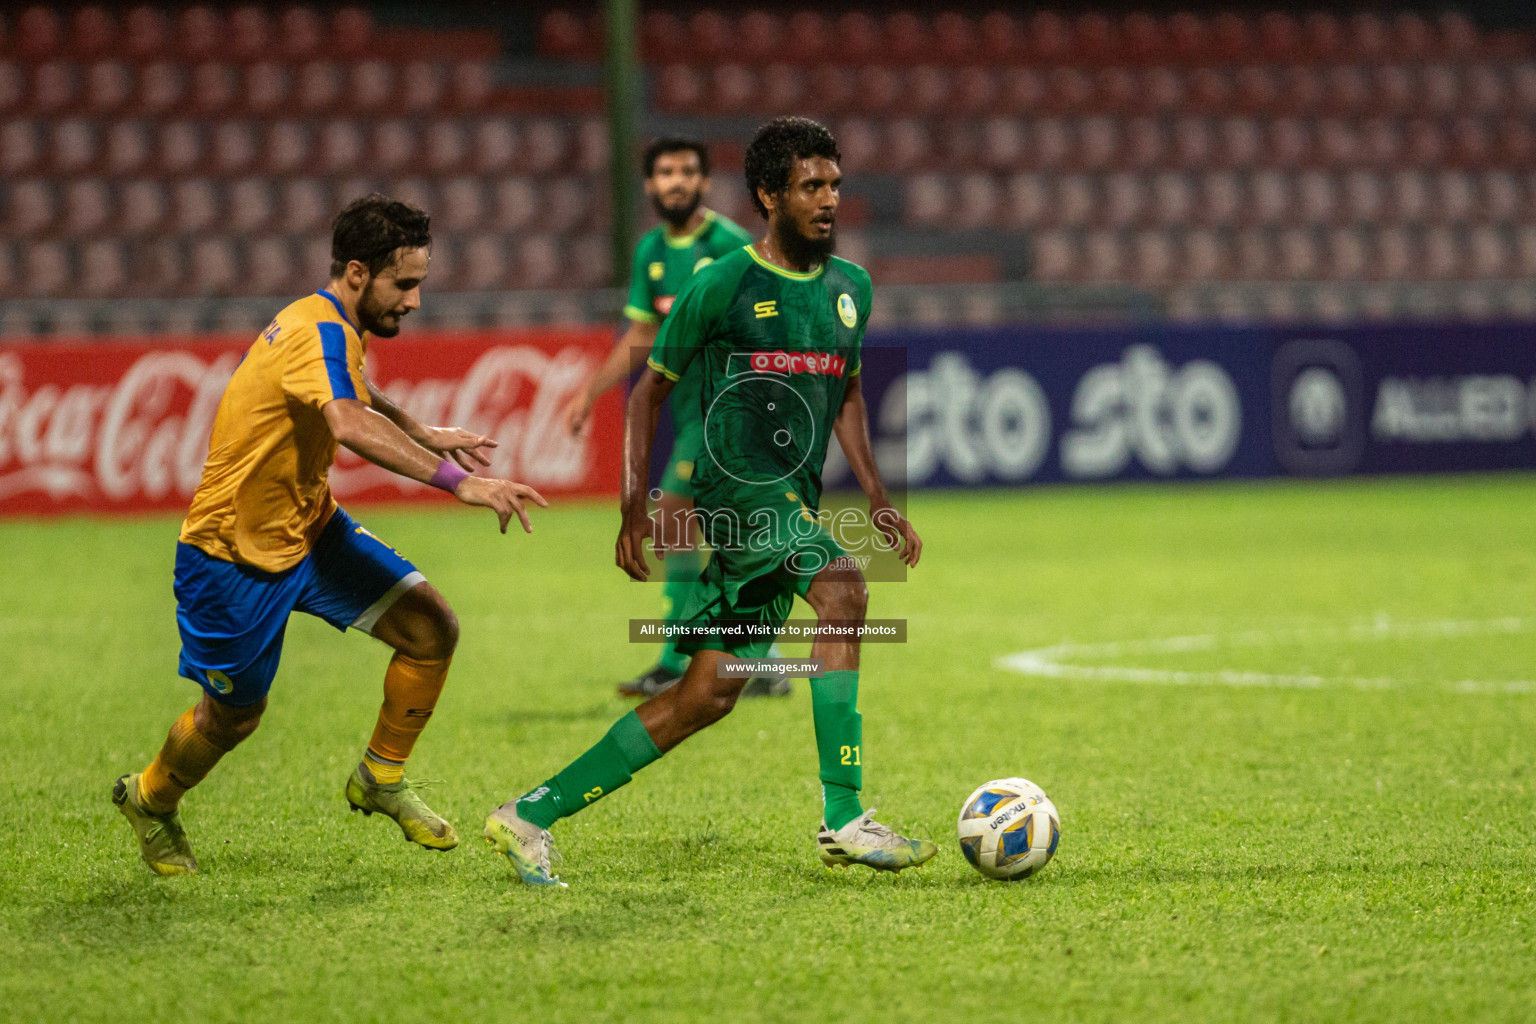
957;778;1060;881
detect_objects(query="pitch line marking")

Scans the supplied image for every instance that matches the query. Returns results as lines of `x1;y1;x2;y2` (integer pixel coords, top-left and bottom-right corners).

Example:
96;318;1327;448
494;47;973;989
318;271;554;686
995;616;1534;692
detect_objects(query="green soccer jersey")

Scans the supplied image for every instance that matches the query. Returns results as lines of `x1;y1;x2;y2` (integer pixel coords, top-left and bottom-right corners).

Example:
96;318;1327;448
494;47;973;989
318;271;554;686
647;244;872;523
625;210;755;433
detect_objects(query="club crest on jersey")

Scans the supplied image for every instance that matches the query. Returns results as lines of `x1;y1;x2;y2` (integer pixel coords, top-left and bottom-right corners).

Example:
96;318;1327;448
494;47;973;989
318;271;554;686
837;293;857;328
748;350;847;377
648;261;665;281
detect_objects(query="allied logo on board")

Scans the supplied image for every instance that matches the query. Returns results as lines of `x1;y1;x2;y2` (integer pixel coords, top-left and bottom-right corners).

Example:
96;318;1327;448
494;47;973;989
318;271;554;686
837;293;857;328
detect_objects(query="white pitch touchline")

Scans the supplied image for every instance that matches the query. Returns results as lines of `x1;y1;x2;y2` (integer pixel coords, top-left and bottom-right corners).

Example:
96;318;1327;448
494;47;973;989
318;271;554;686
994;617;1534;692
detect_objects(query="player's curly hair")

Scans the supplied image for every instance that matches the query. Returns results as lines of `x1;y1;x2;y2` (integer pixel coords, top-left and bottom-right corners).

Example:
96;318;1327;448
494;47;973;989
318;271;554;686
644;137;710;177
744;117;841;219
330;194;432;279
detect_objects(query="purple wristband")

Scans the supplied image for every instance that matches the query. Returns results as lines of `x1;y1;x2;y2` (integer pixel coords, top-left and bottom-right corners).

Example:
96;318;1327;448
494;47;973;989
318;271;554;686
428;459;470;493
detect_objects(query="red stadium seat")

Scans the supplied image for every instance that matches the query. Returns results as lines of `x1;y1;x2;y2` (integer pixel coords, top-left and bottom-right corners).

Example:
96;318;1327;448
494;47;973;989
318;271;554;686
762;63;806;113
902;174;946;228
1358;118;1403;168
1265;118;1313;169
59;178;110;237
276;178;328;234
119;178;167;234
539;10;592;61
851;66;900;114
315;119;365;174
1045;67;1094;112
520;119;569;174
8;179;56;236
1055;174;1097;225
296;61;343;113
1232;66;1279;114
489;178;536;233
187;63;239;115
949;67;997;114
1514;226;1536;277
1197;171;1242;226
1004;173;1049;228
1250;170;1293;226
785;12;833;64
457;234;508;291
516;234;562;290
1078;115;1120;169
1326;227;1370;279
1257;12;1303;60
1121;117;1166;170
836;118;880;172
1301;13;1346;60
833;13;880;63
263;120;309;176
437;176;485;233
953;174;1001;230
1340;170;1386;223
123;7;168;60
51;117;98;175
399;61;445;113
70;8;117;59
207;118;257;176
544;178;591;233
1316;119;1363;168
1463;65;1504;114
244;235;293;295
640;11;686;63
654;63;703;112
1170;117;1215;169
79;238;126;296
1031;230;1080;282
978;12;1023;61
1466;224;1509;278
243;62;290;114
175;7;222;61
738;11;784;61
187;236;240;295
135;60;186;115
1389;170;1431;223
1165;12;1209;62
1;119;41;176
1208;13;1251;62
228;6;272;62
1129;229;1175;284
883;119;931;172
82;60;134;113
885;13;929;63
1421;224;1462;279
933;13;979;62
1233;228;1274;279
16;7;63;60
226;177;276;233
24;240;71;297
170;178;220;234
332;8;374;58
448;61;492;111
1403;119;1446;166
1180;229;1227;281
686;11;732;61
573;118;607;176
1439;12;1479;56
1276;226;1320;279
470;119;517;174
278;8;323;61
1100;171;1146;226
1217;117;1262;170
1348;13;1390;60
566;235;610;289
907;67;952;115
349;60;396;112
1477;170;1521;221
32;61;78;114
1296;170;1338;223
1082;229;1124;282
998;67;1045;113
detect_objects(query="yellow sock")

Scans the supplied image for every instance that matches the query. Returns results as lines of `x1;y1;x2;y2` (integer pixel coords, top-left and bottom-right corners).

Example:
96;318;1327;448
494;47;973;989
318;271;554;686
364;652;451;783
139;707;231;814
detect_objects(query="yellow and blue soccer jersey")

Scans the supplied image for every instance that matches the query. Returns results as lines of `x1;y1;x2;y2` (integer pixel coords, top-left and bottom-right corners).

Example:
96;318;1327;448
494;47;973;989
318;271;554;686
179;290;370;573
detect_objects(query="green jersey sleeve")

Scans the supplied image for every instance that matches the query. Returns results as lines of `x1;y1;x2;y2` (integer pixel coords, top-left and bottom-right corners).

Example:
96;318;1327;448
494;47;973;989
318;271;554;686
847;264;873;377
623;235;659;324
648;261;733;382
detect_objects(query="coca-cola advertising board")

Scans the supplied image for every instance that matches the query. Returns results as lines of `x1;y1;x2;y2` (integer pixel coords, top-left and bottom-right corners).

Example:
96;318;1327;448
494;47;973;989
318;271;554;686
0;330;623;516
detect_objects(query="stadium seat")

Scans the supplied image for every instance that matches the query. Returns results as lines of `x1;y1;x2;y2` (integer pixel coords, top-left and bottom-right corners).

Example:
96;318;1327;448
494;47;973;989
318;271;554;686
186;236;239;295
278;7;323;60
1198;171;1242;226
24;239;71;298
209;120;259;175
315;120;365;175
397;60;444;113
1234;228;1275;279
1130;228;1175;284
515;234;562;290
1;119;42;174
227;6;272;62
8;179;55;236
175;7;222;61
79;238;126;296
1296;170;1338;224
1466;224;1509;278
122;6;169;60
51;117;98;174
331;7;375;58
686;10;732;61
1326;226;1370;279
226;177;276;234
738;10;784;61
1250;170;1292;225
118;179;167;233
278;178;329;234
16;7;63;61
32;61;78;114
1031;230;1080;282
457;234;509;291
60;178;111;237
761;64;806;113
136;60;185;114
1181;228;1227;281
296;61;344;113
83;60;133;113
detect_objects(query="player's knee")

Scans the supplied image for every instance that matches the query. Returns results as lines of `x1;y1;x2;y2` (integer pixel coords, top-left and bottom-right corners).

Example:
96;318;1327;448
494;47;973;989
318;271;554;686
820;581;868;623
198;694;265;749
424;602;459;659
389;589;458;660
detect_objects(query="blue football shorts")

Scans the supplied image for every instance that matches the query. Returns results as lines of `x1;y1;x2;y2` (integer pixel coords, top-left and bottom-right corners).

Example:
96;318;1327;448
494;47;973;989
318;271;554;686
173;507;424;706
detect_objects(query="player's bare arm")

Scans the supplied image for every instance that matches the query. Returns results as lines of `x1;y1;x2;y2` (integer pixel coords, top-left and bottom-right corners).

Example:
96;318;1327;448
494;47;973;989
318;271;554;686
323;398;546;534
365;377;496;470
833;368;921;568
616;366;676;580
563;319;659;435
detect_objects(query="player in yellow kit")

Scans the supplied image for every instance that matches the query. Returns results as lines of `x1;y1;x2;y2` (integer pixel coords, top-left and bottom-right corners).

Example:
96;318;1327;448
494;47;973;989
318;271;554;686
113;194;547;876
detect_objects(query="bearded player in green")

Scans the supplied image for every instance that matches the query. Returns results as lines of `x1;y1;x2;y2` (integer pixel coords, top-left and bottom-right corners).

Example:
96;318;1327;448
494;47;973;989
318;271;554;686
486;117;936;886
562;138;789;698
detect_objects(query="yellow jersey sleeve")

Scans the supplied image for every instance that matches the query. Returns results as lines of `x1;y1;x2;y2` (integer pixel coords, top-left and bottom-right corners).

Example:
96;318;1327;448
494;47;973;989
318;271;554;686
281;321;368;410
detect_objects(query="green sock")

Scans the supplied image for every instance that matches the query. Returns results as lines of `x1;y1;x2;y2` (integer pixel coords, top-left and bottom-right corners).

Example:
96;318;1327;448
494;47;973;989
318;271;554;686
811;670;864;831
656;549;702;676
515;711;662;830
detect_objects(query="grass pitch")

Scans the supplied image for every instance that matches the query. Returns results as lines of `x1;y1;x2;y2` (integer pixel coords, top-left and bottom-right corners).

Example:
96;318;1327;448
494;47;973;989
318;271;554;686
2;476;1535;1023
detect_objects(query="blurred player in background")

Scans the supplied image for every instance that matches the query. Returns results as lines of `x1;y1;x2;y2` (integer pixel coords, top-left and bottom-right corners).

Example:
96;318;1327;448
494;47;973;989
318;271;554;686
561;139;788;699
486;118;935;887
113;195;547;876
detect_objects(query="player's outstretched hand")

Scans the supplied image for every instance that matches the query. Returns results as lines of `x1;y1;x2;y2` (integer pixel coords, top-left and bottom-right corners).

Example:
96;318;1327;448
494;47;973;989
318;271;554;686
872;502;922;568
615;503;653;581
561;393;593;437
425;427;498;471
454;476;548;534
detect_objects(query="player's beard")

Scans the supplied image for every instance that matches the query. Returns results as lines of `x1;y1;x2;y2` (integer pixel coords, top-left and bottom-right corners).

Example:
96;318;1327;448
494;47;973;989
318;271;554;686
356;279;405;338
651;189;702;229
776;217;836;268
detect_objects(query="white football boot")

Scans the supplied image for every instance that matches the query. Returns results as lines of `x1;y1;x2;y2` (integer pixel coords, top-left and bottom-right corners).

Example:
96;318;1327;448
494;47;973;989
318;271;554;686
817;809;938;872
